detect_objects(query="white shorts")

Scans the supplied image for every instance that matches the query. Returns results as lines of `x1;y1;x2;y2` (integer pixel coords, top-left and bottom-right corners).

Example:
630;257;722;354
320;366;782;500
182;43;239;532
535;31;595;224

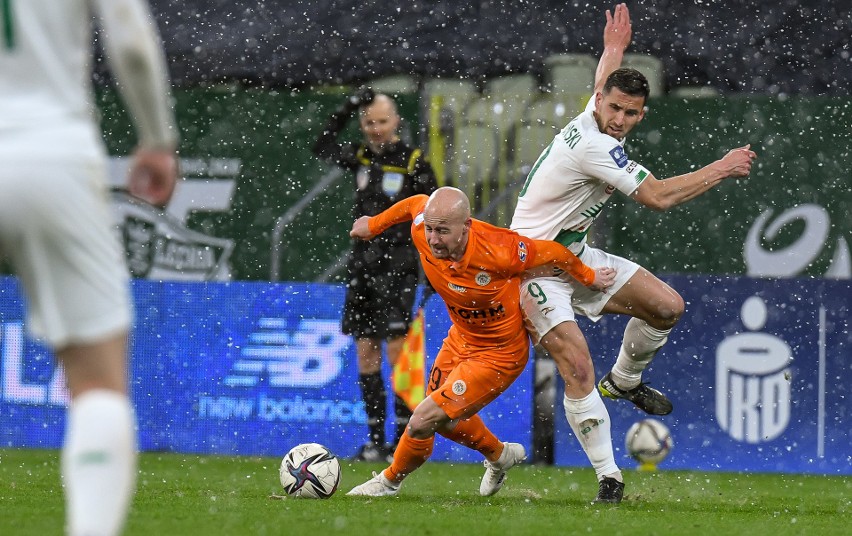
520;245;640;342
0;157;131;348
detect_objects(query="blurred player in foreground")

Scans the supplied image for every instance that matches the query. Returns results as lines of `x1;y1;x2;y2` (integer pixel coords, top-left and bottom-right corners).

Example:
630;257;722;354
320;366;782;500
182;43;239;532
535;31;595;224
511;3;756;502
0;1;178;534
346;187;615;497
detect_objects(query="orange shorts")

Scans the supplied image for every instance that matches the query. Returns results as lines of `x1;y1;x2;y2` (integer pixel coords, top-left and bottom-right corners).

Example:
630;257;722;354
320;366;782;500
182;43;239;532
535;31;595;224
426;336;529;421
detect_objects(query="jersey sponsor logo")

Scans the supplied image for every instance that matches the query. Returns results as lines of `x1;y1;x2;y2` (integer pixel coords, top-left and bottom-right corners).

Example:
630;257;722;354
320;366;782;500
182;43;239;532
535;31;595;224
625;161;638;174
356;166;370;190
635;170;648;184
448;282;467;293
541;306;556;316
414;212;424;225
609;146;628;168
447;303;505;322
382;171;404;196
518;241;528;262
452;380;467;395
475;271;491;286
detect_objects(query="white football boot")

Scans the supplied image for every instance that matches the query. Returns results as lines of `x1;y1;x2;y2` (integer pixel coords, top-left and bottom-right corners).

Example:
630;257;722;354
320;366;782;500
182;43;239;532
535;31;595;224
346;471;401;497
479;442;527;496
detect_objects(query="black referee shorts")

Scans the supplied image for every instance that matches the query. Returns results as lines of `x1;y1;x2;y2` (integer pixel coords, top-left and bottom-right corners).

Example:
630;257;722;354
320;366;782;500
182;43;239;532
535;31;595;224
342;244;418;339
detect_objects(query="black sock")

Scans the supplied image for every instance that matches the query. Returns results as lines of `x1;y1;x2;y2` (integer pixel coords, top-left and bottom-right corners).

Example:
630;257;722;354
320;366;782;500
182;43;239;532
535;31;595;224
358;372;386;445
393;394;413;445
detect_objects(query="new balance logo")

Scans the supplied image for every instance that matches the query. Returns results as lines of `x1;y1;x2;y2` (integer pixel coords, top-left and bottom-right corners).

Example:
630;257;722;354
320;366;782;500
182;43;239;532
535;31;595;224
223;318;349;388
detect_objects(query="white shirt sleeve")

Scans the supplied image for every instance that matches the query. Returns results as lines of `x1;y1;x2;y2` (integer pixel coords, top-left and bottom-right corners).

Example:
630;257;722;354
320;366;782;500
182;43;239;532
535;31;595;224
90;0;178;149
581;136;650;196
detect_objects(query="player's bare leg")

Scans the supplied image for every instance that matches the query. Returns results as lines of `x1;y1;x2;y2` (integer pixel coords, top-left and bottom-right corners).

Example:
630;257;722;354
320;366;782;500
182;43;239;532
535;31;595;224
58;333;136;536
540;321;623;502
599;268;682;415
347;396;449;496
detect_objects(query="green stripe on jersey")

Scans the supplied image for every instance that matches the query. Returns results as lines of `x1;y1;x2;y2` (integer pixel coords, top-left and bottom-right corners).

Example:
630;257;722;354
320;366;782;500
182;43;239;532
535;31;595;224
1;0;14;50
518;140;554;197
554;228;589;248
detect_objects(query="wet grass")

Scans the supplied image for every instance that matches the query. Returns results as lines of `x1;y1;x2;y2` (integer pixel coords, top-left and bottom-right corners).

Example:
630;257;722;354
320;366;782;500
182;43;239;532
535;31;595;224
1;448;849;535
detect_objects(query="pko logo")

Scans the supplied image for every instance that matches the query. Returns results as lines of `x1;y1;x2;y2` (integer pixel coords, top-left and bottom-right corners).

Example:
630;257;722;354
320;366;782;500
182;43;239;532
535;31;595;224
715;297;791;443
0;322;69;406
223;318;350;388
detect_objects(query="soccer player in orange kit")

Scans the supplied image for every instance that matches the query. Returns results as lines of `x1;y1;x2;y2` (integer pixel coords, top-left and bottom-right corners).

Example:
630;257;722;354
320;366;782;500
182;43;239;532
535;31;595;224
346;187;616;497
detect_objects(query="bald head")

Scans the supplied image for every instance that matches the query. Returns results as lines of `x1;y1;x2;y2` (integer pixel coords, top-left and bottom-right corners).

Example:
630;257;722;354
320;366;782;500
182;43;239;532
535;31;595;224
362;93;398;116
359;93;400;154
425;187;470;223
423;187;472;261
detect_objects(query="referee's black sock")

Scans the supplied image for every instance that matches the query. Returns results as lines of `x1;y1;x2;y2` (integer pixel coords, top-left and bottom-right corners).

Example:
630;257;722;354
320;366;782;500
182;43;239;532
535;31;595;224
358;372;386;446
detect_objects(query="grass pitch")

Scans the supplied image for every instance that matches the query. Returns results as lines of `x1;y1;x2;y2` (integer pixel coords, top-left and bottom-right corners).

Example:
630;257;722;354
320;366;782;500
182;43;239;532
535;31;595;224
1;448;849;535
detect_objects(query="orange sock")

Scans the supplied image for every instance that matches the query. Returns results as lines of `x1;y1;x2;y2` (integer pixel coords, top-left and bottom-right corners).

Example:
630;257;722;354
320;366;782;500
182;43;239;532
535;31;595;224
438;415;503;462
383;432;434;484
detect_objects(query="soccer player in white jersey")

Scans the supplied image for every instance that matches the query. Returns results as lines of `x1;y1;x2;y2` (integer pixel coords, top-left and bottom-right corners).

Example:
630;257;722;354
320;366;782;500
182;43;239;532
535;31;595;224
0;1;178;534
511;3;756;503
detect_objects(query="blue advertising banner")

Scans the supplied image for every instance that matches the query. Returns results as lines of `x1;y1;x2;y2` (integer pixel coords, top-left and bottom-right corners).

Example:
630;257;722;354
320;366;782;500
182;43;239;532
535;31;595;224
0;277;531;463
554;275;851;475
2;276;848;474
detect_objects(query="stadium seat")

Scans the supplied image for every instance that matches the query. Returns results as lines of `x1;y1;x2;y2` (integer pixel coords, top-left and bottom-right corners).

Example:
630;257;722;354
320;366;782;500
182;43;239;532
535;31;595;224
483;73;539;98
621;53;665;97
543;53;597;95
422;77;478;110
668;85;721;98
450;123;498;211
512;97;573;175
370;74;419;96
422;78;480;187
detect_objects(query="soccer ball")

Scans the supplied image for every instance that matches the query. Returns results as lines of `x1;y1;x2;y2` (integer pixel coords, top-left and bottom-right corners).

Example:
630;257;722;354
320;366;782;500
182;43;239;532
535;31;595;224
279;443;341;499
625;419;673;467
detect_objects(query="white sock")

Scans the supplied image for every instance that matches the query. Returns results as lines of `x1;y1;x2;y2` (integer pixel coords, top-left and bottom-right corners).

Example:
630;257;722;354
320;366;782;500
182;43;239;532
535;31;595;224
563;390;620;480
611;318;671;390
62;390;137;536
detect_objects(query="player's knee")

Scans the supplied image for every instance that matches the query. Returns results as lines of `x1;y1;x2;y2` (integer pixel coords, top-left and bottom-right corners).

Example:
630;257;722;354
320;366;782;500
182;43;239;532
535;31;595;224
544;340;595;388
406;418;434;439
656;293;685;329
406;401;448;439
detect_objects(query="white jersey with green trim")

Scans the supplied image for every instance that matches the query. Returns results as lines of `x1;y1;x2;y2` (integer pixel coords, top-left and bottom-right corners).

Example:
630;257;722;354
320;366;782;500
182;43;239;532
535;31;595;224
510;97;651;254
0;0;104;159
0;0;175;160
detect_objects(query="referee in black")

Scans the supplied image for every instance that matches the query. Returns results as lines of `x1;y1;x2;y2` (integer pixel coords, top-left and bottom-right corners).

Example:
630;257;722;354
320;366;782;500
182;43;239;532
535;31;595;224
313;88;438;461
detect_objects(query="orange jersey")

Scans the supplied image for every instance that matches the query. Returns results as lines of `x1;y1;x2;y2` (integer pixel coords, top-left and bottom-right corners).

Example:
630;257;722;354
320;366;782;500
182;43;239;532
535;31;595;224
368;195;595;355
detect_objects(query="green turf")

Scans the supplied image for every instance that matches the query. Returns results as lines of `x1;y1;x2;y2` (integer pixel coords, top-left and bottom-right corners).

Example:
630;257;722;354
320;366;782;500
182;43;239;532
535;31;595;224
1;448;849;535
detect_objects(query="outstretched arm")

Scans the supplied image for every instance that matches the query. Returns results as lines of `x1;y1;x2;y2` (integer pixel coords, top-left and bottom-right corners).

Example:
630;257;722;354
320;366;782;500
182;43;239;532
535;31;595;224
530;240;617;292
593;3;632;95
632;145;757;211
350;194;429;240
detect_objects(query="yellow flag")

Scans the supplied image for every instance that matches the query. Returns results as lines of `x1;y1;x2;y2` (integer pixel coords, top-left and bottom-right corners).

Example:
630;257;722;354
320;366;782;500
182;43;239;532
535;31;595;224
393;308;426;411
